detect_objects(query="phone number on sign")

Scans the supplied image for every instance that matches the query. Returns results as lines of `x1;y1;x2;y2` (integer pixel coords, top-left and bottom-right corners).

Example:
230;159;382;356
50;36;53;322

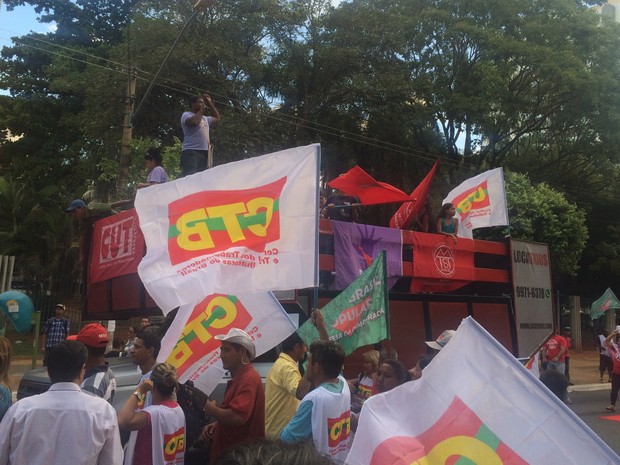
515;286;550;299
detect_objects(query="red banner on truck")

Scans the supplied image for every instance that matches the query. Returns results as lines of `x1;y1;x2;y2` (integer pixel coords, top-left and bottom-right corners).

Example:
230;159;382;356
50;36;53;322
89;209;144;284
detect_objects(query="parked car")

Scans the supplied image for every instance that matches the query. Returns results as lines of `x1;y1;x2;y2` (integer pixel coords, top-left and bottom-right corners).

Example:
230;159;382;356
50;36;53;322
17;352;278;413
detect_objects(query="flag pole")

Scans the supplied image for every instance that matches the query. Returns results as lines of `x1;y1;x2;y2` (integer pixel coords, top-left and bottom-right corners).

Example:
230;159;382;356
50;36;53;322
313;145;321;313
381;250;393;359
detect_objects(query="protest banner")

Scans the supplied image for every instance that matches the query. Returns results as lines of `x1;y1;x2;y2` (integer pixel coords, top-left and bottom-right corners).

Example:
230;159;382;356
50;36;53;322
135;144;320;313
442;167;508;239
297;251;388;355
332;222;402;290
347;317;619;465
89;209;144;284
328;166;412;205
389;161;438;229
158;291;296;395
590;288;620;320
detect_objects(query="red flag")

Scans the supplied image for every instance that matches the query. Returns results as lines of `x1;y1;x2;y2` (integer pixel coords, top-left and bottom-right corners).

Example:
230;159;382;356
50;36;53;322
389;160;439;229
327;166;413;205
89;209;145;284
410;232;474;293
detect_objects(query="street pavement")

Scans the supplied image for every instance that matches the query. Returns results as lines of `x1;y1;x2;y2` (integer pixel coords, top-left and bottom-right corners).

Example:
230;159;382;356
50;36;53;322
569;389;620;456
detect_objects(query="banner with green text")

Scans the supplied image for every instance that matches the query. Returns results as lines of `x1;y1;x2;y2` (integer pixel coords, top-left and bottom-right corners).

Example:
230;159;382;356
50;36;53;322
298;251;389;354
590;288;620;320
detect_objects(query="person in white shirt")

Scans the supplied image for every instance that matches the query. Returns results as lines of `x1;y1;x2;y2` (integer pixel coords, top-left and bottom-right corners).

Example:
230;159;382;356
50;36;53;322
280;340;352;463
0;340;122;465
118;362;186;465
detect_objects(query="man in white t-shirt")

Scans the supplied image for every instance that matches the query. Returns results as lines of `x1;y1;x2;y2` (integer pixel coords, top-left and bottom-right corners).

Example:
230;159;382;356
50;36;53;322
280;340;351;463
180;93;220;176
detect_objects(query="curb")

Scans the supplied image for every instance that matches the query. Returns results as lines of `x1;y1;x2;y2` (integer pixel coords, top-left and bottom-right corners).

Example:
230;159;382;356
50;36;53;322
569;383;611;393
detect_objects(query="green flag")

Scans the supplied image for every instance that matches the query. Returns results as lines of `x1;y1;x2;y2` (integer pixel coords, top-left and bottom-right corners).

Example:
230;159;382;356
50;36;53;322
590;288;620;320
298;251;389;355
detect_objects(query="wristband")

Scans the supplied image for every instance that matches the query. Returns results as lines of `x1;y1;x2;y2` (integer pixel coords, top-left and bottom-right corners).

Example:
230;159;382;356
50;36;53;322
133;391;143;401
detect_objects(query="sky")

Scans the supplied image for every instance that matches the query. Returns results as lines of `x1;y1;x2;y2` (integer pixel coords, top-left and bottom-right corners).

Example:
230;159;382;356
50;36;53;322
0;4;56;45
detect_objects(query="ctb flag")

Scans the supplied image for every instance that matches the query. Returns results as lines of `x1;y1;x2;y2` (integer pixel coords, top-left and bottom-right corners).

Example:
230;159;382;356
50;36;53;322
443;167;508;239
158;291;296;395
347;317;620;465
297;251;389;355
135;145;320;313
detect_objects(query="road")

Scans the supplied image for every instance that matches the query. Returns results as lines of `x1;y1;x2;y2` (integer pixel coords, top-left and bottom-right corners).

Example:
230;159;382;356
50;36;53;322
569;387;620;457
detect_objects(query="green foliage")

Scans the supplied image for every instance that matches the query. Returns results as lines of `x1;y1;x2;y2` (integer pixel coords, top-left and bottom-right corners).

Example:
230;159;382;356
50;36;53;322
1;0;619;295
0;177;79;297
504;172;588;277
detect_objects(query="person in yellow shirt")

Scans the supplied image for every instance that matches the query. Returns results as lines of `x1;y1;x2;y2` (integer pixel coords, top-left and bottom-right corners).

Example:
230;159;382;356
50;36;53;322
264;332;310;439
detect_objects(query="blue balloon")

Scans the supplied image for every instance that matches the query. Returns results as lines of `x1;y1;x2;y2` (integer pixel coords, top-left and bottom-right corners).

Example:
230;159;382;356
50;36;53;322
0;291;34;334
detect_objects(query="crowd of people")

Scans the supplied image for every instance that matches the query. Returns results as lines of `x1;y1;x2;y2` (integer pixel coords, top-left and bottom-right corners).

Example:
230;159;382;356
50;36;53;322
0;309;454;465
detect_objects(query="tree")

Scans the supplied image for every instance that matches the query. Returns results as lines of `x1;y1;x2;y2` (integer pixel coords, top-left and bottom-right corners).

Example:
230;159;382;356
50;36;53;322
502;172;588;277
0;177;79;298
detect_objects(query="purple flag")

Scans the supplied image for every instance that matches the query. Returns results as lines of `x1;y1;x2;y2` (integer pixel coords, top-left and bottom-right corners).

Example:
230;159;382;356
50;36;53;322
332;221;403;290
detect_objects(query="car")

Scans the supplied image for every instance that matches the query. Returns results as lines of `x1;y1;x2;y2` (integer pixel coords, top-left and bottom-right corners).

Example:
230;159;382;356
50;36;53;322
17;356;141;411
17;353;278;413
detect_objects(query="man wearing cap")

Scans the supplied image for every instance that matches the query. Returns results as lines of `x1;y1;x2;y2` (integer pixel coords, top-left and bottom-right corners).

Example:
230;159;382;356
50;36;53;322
65;199;116;220
426;329;456;352
76;323;117;403
41;304;70;366
202;328;265;462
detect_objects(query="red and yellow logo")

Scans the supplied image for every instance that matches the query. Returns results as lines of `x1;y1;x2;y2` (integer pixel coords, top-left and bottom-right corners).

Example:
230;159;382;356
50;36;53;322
163;427;185;461
452;181;490;220
167;177;286;265
370;397;528;465
166;294;252;375
332;296;372;334
328;411;351;447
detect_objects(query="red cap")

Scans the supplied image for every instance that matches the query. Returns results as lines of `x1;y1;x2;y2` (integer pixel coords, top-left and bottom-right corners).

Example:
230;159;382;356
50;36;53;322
67;335;78;341
76;323;109;347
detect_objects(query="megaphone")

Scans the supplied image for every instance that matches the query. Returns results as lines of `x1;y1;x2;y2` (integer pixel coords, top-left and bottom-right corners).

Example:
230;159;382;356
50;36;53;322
0;291;34;334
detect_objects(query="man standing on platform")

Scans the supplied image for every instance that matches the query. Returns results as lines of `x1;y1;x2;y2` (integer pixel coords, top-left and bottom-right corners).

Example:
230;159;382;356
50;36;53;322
180;93;220;176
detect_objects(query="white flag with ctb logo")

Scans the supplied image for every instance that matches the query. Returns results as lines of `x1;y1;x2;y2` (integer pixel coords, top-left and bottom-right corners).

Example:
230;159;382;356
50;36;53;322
443;167;508;239
135;145;320;313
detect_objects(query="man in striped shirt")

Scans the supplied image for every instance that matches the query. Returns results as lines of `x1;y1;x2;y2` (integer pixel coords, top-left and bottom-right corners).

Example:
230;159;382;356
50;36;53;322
73;323;117;403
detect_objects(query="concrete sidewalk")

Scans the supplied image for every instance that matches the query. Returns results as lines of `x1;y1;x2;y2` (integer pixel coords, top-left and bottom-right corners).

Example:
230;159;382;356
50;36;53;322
566;350;612;393
8;349;609;391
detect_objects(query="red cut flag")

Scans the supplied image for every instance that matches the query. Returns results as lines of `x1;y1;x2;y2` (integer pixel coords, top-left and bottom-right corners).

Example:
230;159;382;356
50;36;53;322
389;160;439;229
410;231;475;293
328;166;413;205
89;209;145;284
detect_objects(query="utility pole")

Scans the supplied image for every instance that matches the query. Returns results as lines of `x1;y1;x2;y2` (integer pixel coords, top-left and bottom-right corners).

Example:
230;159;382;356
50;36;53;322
117;0;213;192
118;66;136;193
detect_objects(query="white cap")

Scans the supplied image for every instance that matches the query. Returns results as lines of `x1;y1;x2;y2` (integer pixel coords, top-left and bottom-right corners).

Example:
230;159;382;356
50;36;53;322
425;330;456;351
215;328;256;361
